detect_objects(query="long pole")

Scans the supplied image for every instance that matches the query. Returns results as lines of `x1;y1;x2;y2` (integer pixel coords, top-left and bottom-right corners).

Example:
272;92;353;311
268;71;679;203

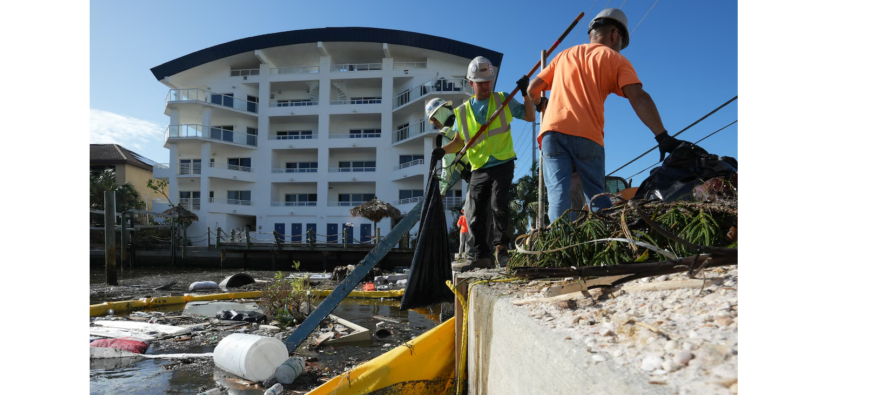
537;50;547;231
453;11;584;165
104;191;118;285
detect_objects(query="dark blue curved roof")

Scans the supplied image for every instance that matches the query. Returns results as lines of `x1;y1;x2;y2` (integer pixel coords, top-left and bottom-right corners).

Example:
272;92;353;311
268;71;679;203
150;27;503;81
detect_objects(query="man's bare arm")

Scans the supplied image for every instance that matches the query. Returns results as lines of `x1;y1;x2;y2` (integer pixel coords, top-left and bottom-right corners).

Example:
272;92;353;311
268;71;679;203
442;132;464;154
527;76;549;104
622;83;666;136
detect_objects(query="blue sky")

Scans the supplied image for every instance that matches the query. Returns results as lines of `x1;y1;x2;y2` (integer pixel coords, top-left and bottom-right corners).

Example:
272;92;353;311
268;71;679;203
90;0;737;184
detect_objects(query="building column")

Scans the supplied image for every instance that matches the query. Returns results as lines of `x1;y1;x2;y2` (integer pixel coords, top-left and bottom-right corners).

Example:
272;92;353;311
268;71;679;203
169;109;180;128
202;107;212;137
168;143;179;208
200;142;211;206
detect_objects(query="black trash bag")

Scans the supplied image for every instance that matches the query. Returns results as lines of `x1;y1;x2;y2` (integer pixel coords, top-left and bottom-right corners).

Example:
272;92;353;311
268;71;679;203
634;142;737;202
400;149;453;311
216;310;268;324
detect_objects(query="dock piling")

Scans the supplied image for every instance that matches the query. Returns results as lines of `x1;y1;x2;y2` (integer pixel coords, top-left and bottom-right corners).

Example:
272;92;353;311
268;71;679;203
104;191;118;285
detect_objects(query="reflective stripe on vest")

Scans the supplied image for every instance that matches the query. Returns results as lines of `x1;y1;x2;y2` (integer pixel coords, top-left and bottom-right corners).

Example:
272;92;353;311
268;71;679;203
456;92;515;170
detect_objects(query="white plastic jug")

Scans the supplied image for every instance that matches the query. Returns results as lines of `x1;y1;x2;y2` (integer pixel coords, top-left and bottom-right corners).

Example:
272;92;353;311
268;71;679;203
213;334;288;382
275;356;306;384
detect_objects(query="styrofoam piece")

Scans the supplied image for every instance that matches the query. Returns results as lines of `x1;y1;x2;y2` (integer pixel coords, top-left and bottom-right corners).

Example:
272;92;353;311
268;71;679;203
89;327;157;341
90;348;213;359
213;334;288;382
322;314;371;345
92;320;191;335
183;301;261;317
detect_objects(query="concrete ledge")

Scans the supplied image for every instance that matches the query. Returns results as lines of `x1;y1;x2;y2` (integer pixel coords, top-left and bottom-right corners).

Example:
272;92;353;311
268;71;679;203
467;284;672;395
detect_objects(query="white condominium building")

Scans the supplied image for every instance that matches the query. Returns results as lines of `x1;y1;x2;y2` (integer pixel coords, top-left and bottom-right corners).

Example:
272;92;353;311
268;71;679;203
149;27;503;243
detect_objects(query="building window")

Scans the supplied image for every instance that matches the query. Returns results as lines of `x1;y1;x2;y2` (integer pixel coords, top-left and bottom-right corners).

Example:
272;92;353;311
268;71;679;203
338;193;374;206
349;97;382;104
348;129;381;138
211;93;235;108
276;130;314;140
227;190;251;205
399;190;423;200
399;155;424;164
246;127;258;146
179;159;201;175
284;162;318;173
284;194;317;206
227;158;252;171
445;189;462;198
179;191;201;210
276;99;315;107
247;96;258;113
211;125;235;142
339;161;376;172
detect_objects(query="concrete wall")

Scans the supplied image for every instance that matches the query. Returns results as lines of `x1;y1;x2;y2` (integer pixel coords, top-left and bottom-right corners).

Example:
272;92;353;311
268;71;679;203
467;285;673;395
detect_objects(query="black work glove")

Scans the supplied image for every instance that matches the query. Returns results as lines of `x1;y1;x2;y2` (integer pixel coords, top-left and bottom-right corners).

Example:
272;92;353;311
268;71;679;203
655;132;683;161
535;97;549;113
516;75;530;97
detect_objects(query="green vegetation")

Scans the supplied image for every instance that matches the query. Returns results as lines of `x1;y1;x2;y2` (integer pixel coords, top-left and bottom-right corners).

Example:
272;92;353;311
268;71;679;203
259;261;319;326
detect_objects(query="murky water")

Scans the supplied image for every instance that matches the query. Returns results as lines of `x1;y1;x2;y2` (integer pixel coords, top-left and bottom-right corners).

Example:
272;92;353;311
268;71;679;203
89;268;441;394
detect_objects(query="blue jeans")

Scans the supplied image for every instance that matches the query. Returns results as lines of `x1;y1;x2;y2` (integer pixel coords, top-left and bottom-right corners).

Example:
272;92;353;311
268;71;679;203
542;132;613;223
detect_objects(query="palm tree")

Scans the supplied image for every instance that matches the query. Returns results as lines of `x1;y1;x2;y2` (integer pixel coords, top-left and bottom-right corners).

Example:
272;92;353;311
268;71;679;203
509;161;546;242
90;169;145;225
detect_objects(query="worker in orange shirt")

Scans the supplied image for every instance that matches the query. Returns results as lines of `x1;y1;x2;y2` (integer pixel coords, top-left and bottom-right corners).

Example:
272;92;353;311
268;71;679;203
456;210;469;259
527;8;688;222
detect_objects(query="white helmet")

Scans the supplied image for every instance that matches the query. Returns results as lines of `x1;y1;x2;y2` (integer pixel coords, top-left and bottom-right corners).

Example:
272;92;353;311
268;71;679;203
466;56;497;82
590;8;630;50
425;98;452;123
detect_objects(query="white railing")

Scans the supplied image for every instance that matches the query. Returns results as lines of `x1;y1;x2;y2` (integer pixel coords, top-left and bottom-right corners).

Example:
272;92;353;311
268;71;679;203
155;163;170;169
226;199;253;206
334;201;367;207
230;68;260;76
392;120;431;143
329;167;376;173
272;100;318;107
397;196;423;205
272;167;318;173
330;131;381;139
393;62;427;70
270;66;320;75
271;201;318;207
270;132;317;140
395;158;424;170
330;63;383;72
331;98;382;105
208;197;215;203
166;89;258;113
444;197;462;208
178;162;201;175
208;162;251;172
392;78;472;109
178;198;200;210
165;124;258;147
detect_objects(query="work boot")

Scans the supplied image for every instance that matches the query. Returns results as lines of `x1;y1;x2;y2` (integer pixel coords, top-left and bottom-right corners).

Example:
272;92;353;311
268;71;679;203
495;245;510;267
452;256;493;272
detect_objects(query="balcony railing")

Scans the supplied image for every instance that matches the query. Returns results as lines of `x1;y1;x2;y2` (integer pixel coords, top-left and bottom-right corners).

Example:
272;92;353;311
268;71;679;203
397;196;423;205
272;167;318;173
270;132;317;140
272;100;318;107
178;162;201;175
392;120;432;143
334;201;368;207
178;198;200;210
392;78;472;109
230;68;259;76
165;124;258;147
220;199;253;206
329;167;376;173
331;98;382;105
271;201;318;207
166;89;258;113
393;62;427;70
330;131;381;139
395;158;424;170
444;196;462;208
331;63;383;72
270;66;320;75
208;162;251;172
155;163;170;169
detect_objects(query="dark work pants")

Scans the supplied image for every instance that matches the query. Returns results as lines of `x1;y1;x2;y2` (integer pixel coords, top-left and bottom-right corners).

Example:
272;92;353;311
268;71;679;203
465;161;514;258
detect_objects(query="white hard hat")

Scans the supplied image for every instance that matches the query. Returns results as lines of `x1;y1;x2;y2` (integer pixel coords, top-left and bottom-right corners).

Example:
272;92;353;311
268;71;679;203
466;56;497;82
590;8;630;50
425;98;453;123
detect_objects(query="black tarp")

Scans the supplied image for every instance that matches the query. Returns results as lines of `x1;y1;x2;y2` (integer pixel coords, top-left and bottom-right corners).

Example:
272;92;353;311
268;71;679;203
634;142;738;202
400;148;453;311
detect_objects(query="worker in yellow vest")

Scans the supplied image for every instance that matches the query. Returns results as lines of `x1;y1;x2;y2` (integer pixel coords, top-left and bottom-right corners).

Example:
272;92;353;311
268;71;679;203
442;56;535;270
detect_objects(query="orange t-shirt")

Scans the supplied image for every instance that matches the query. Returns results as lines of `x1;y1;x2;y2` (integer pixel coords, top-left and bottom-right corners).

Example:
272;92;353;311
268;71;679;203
536;43;642;148
457;216;468;233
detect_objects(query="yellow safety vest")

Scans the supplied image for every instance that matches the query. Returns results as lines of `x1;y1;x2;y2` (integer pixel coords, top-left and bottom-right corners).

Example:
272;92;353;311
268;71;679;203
454;92;515;171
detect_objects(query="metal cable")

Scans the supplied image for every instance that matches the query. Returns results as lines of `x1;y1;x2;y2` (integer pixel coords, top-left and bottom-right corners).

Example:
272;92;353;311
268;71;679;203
624;120;738;180
619;0;629;9
567;0;599;47
630;0;660;36
606;95;738;176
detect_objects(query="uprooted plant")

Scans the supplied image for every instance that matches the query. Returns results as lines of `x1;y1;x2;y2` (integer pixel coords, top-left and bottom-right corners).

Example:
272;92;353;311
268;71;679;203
259;261;319;326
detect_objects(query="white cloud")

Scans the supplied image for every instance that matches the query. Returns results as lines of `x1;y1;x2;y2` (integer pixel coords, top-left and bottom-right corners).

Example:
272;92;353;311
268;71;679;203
90;109;165;150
